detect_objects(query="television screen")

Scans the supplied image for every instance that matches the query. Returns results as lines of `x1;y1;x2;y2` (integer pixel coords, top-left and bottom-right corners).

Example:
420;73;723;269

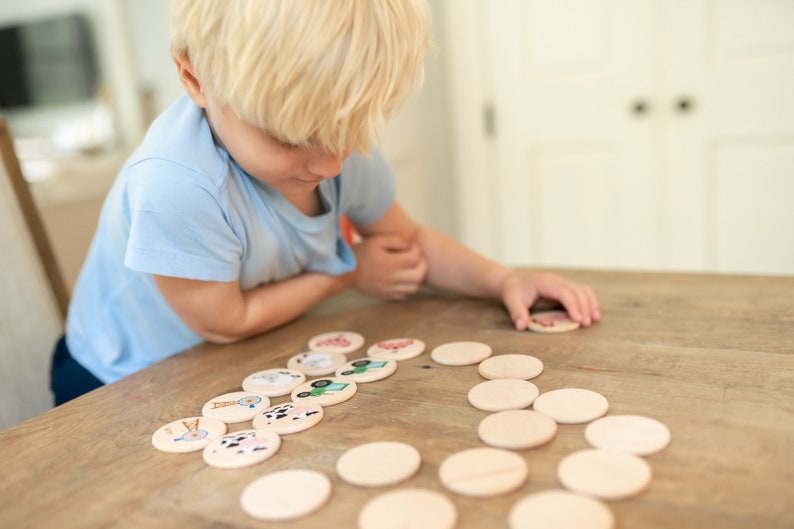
0;13;98;110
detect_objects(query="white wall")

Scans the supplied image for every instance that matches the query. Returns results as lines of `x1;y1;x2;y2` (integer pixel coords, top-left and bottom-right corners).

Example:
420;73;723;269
120;0;183;117
379;0;457;235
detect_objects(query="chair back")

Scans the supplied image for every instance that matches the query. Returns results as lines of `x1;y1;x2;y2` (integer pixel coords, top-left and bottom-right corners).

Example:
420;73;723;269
0;120;68;430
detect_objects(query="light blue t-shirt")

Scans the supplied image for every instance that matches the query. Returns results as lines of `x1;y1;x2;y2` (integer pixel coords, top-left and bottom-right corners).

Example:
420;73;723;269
66;95;395;383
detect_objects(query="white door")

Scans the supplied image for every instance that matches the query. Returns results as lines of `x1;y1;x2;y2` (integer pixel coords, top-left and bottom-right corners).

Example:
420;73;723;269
662;0;794;273
443;0;794;274
489;0;661;269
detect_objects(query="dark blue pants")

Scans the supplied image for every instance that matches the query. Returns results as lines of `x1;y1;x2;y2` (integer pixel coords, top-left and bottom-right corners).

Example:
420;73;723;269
50;335;104;406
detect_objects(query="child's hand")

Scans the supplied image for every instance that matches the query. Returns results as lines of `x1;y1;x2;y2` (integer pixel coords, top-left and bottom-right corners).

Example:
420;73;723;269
352;234;428;299
500;271;601;331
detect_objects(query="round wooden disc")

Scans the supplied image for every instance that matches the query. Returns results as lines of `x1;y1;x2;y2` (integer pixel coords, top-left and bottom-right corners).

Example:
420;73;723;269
336;441;421;487
307;331;365;354
478;354;544;380
242;368;306;397
241;469;332;521
201;391;271;424
585;414;671;455
526;310;581;333
431;341;493;366
252;402;324;434
439;447;528;497
532;388;609;424
468;379;539;412
558;449;652;500
335;357;398;383
478;410;557;450
287;351;347;376
359;488;457;529
509;489;615;529
290;377;357;406
151;416;227;453
202;429;281;469
367;338;426;361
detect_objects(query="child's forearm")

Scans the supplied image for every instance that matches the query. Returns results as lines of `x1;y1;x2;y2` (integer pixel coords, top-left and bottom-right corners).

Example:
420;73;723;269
229;272;354;341
412;226;600;329
153;272;353;344
415;226;511;299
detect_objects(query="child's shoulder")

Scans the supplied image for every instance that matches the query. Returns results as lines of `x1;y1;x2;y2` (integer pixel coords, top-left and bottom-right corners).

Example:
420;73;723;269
127;95;226;183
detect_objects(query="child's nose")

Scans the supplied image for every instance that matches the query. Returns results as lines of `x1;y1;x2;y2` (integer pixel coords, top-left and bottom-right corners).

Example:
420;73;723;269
307;151;346;178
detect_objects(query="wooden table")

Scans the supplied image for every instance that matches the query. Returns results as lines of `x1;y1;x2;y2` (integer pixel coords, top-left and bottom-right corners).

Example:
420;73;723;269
1;270;793;529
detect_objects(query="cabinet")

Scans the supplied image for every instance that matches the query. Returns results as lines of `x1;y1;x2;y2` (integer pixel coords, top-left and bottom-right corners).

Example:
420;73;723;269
442;0;794;274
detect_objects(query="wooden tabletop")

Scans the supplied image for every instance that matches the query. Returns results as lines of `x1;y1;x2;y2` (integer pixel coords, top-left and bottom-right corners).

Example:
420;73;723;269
1;270;793;529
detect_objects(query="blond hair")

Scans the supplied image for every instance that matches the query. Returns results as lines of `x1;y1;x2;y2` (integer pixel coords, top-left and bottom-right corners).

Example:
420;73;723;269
170;0;432;155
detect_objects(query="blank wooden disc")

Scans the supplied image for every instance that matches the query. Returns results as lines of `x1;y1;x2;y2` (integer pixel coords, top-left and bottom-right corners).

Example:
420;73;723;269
558;449;652;500
509;489;615;529
359;488;457;529
240;469;331;521
336;441;421;487
585;414;671;455
431;341;493;366
478;410;557;449
478;354;544;380
468;379;539;412
439;447;528;497
532;388;608;424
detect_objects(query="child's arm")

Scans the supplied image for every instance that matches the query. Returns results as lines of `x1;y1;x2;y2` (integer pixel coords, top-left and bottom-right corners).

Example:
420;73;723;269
355;202;601;330
151;209;431;343
151;224;429;343
152;271;353;344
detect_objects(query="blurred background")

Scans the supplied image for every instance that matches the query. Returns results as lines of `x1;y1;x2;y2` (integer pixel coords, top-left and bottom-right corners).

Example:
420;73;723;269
1;0;792;292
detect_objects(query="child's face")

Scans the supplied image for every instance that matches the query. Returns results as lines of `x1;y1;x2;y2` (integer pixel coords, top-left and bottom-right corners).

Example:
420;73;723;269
205;102;349;198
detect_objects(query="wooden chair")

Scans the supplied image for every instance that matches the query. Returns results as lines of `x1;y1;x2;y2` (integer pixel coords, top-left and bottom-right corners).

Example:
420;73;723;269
0;120;69;430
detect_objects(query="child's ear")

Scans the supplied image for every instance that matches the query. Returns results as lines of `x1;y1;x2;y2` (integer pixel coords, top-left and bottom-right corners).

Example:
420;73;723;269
173;53;208;108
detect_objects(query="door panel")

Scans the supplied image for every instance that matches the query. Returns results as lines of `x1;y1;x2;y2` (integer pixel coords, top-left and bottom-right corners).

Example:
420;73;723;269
664;0;794;272
713;0;794;55
444;0;794;274
490;0;660;268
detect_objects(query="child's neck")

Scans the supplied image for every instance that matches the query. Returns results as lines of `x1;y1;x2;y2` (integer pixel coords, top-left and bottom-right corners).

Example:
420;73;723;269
286;188;324;217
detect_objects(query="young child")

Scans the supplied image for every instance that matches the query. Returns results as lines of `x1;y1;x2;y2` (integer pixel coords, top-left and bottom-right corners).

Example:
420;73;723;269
51;0;600;405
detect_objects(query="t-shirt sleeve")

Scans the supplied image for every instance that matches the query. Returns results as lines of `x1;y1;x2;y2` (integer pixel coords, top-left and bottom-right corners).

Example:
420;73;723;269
339;149;396;225
123;159;242;282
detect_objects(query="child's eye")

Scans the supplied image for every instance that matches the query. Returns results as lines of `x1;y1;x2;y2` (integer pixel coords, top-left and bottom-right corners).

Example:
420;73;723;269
278;139;300;150
271;134;300;150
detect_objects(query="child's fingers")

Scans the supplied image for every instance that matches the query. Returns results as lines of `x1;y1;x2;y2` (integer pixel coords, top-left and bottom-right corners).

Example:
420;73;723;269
392;257;428;290
583;284;601;322
535;279;585;326
572;286;593;326
503;287;533;331
556;283;600;327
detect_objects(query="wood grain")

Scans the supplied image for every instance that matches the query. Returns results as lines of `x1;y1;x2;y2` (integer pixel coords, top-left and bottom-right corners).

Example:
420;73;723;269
1;270;792;528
